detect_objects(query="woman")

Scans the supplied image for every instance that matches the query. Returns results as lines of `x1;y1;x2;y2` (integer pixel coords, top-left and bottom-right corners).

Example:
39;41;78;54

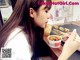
0;0;52;60
0;0;80;60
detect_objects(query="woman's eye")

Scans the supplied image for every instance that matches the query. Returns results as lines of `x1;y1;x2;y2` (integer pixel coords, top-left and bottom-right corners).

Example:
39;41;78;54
45;10;48;13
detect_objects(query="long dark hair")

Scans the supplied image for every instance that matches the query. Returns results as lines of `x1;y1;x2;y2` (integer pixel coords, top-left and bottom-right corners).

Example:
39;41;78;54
0;0;51;51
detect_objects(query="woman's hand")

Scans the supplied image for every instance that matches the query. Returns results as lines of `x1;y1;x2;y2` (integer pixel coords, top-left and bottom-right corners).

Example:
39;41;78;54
62;32;71;42
58;31;80;60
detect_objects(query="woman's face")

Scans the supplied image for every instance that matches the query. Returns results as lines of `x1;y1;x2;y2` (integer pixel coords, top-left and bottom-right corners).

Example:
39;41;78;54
30;5;50;28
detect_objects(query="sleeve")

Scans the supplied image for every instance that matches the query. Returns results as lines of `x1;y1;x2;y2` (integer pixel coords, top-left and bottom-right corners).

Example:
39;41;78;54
4;32;32;60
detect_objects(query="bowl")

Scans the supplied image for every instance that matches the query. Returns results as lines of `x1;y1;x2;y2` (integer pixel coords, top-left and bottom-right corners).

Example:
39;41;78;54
47;35;62;48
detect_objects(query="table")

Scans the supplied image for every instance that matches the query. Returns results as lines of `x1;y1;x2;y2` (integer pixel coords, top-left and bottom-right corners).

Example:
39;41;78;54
44;23;80;60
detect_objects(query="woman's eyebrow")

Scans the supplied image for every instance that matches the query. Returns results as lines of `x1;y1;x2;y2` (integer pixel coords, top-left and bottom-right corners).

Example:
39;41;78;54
43;5;51;10
43;6;48;9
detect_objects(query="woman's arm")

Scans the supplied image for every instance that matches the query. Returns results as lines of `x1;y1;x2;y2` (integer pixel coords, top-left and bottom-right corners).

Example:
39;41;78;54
58;31;80;60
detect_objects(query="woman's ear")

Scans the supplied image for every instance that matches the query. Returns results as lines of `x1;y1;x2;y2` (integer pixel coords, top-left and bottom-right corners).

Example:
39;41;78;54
30;8;35;18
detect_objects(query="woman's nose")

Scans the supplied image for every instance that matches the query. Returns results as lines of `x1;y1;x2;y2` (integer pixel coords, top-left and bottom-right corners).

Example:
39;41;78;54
47;13;50;19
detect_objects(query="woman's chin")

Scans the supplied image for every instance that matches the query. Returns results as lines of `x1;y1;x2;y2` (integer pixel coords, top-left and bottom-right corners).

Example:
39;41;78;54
41;25;45;28
38;24;46;28
43;25;46;28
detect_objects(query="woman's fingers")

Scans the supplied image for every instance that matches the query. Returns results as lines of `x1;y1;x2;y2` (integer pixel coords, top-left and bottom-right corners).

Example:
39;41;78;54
62;32;71;42
75;33;80;43
67;30;76;41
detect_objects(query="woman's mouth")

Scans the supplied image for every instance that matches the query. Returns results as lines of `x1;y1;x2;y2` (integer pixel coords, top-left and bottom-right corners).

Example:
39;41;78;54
45;22;48;27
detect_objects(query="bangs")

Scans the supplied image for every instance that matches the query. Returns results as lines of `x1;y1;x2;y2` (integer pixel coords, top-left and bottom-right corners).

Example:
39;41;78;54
41;0;52;10
45;0;52;10
46;5;51;10
30;0;52;11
